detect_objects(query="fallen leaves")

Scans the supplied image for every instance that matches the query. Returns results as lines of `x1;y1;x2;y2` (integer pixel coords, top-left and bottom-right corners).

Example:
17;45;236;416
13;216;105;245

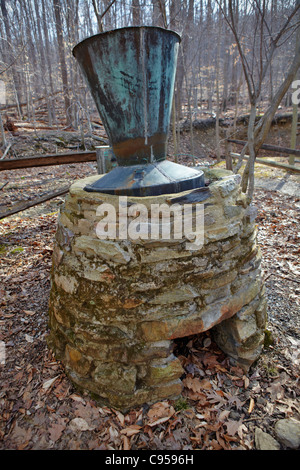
172;334;257;449
23;310;35;316
120;425;142;436
114;410;125;426
69;417;94;432
9;423;32;450
42;375;60;391
182;376;210;403
225;419;247;439
248;398;255;414
48;420;67;442
146;402;175;427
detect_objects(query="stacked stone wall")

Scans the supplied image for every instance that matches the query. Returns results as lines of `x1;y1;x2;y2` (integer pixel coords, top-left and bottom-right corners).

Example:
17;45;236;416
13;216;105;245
48;168;267;410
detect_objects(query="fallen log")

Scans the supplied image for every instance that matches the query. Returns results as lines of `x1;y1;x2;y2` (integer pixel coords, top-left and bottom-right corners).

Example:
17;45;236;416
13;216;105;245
13;123;57;130
0;150;97;171
0;185;70;220
234;112;297;126
0;90;65;111
227;139;300;156
178;112;298;132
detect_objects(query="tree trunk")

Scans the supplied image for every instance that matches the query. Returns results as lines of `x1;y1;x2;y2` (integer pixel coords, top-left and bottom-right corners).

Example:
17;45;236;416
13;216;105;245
255;49;300;151
132;0;141;25
53;0;72;127
290;0;300;166
215;6;222;162
0;111;7;148
0;0;23;113
152;0;166;27
91;0;103;32
239;46;300;200
241;103;256;195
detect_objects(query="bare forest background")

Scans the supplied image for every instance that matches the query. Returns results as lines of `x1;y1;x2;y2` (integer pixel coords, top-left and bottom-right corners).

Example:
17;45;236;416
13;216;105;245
0;0;299;189
1;0;300;451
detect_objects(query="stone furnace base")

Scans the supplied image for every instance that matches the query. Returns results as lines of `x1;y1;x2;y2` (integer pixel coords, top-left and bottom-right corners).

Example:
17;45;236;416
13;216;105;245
48;168;267;411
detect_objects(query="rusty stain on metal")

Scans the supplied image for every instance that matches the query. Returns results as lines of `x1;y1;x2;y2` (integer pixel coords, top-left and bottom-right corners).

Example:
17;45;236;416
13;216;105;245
112;134;167;165
73;26;204;196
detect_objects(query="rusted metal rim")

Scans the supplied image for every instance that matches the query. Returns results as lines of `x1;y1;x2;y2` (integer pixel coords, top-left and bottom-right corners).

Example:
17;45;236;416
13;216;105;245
72;26;181;57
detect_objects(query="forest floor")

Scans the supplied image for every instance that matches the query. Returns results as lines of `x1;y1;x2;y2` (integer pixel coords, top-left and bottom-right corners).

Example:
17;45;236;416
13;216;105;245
0;119;299;451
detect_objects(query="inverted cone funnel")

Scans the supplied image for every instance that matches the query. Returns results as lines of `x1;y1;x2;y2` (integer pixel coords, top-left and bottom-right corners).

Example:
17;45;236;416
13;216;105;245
73;26;204;196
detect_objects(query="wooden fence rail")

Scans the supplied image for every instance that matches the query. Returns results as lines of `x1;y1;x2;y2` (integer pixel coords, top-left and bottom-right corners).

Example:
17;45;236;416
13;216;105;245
227;139;300;157
0;151;97;171
230;152;300;174
0;185;70;220
0;150;109;219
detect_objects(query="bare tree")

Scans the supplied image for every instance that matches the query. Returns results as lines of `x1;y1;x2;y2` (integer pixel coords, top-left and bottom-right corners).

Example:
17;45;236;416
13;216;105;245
0;0;23;113
132;0;142;25
92;0;117;32
53;0;71;127
0;0;298;171
92;0;104;32
219;0;300;200
152;0;167;27
290;0;300;165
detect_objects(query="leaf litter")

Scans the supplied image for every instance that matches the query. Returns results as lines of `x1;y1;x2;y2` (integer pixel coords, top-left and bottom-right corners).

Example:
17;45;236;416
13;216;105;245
0;164;299;450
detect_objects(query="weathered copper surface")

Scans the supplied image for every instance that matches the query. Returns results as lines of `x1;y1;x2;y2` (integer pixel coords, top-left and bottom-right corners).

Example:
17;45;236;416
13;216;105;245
73;26;204;196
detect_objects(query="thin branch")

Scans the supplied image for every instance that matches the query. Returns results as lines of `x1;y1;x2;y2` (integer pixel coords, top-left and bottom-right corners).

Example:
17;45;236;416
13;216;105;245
253;0;272;39
272;2;300;48
218;0;255;100
0;42;28;75
0;143;11;160
158;0;168;29
91;0;103;32
100;0;116;21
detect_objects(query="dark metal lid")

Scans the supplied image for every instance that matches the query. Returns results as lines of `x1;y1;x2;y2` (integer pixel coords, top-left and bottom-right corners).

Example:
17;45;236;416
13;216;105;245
84;160;205;197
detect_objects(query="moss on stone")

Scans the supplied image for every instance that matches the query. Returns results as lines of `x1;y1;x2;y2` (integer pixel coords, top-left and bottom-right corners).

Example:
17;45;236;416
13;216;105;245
263;329;275;348
174;397;189;411
0;244;8;256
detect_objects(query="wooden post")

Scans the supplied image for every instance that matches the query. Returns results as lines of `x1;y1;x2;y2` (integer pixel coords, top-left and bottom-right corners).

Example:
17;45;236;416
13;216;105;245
225;130;233;171
290;97;298;166
0;110;7;148
95;146;109;174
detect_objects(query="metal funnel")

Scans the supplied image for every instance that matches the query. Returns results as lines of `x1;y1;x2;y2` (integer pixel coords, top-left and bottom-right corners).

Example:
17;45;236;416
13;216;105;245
73;26;204;196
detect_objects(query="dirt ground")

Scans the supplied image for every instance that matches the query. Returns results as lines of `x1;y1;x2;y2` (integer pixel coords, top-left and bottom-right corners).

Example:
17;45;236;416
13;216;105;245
0;122;299;450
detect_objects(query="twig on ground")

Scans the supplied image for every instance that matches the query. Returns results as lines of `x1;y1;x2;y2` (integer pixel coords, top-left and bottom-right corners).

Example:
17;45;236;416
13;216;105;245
1;144;11;160
263;272;300;284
